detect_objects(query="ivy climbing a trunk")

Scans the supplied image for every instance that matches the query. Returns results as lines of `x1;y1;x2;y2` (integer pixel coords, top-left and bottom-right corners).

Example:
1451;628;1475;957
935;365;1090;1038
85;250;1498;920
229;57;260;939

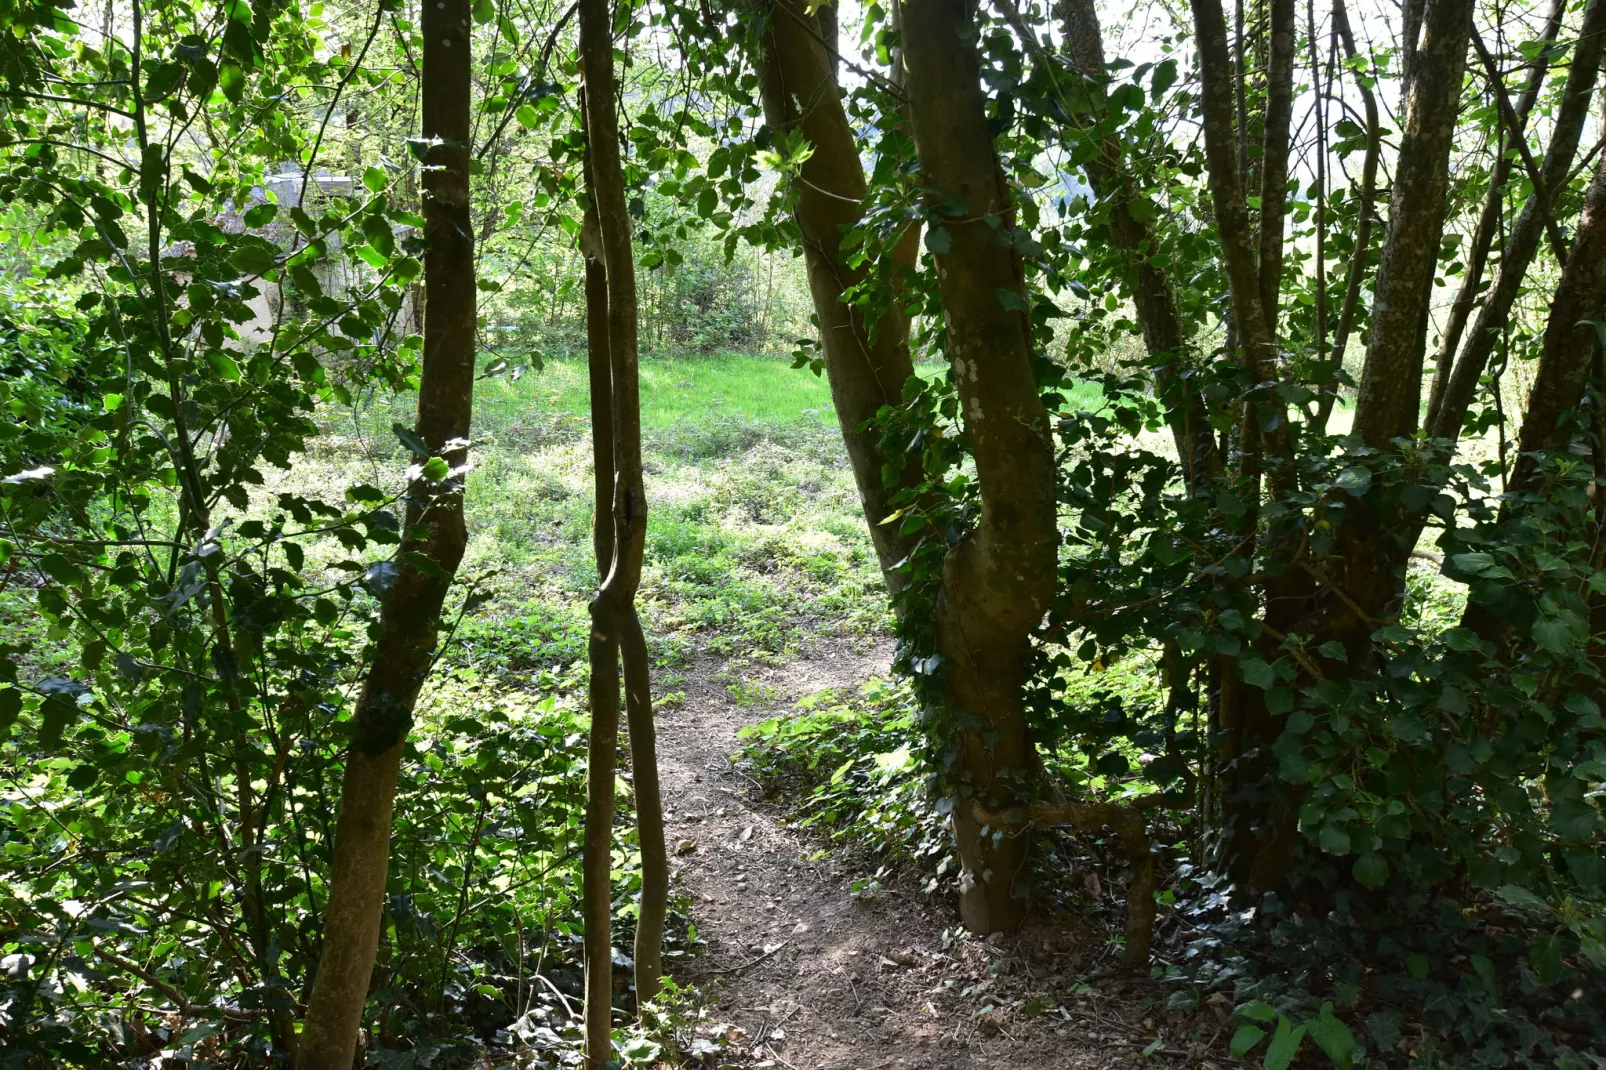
578;0;668;1063
897;0;1060;933
296;0;477;1064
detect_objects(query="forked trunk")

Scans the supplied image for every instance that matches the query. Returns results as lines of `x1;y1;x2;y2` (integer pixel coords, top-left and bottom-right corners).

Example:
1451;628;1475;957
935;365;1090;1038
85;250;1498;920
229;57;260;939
297;0;476;1062
578;0;666;1060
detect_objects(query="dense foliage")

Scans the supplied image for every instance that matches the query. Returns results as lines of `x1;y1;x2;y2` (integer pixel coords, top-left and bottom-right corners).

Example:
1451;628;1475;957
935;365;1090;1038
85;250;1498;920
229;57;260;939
3;0;1605;1065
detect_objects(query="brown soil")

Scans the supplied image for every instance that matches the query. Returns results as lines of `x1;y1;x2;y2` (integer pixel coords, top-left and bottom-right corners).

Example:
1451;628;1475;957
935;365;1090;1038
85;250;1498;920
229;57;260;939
656;638;1214;1070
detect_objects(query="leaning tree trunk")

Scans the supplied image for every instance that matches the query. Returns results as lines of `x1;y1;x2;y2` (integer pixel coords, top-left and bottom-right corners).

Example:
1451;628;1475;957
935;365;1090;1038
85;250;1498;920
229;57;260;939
297;0;476;1064
750;0;923;596
1427;0;1606;443
1042;0;1220;495
578;0;666;1062
898;0;1059;934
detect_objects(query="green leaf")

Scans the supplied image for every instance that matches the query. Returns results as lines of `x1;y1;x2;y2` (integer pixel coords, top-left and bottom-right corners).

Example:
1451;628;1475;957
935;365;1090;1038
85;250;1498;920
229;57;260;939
1240;657;1275;689
1533;932;1563;985
1308;1003;1355;1070
1352;852;1388;889
1496;884;1549;912
242;202;277;227
363;166;388;192
422;456;450;482
619;1037;662;1064
1319;823;1352;855
925;225;951;255
1550;797;1600;842
230;245;275;275
1534;616;1575;651
515;103;541;129
1229;1023;1265;1057
995;288;1030;312
1239;1000;1277;1022
208;352;242;382
1150;58;1178;99
218;61;246;102
1334;466;1371;496
1263;1016;1306;1070
145;61;187;101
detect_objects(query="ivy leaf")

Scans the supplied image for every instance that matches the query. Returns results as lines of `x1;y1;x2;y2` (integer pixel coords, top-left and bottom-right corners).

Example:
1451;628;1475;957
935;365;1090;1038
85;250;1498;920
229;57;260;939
1239;657;1275;689
1229;1023;1265;1057
1308;1003;1356;1070
1352;852;1388;889
1263;1016;1307;1070
1550;797;1600;842
1319;823;1352;855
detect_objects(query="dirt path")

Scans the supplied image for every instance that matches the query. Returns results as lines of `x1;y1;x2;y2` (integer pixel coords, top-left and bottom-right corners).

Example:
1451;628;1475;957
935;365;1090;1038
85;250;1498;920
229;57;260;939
656;639;1190;1070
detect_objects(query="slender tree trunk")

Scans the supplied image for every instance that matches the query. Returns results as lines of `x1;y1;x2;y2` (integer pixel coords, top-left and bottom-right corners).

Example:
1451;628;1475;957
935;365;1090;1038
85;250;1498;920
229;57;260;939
1429;0;1606;444
1506;149;1606;493
1423;0;1565;427
1255;0;1296;331
297;0;476;1062
1037;0;1220;494
898;0;1059;933
578;0;665;1059
1351;0;1473;450
1313;0;1380;429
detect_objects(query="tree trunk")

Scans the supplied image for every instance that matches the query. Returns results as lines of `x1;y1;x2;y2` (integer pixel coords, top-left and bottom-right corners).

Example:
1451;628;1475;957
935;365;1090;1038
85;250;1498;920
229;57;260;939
297;0;476;1062
898;0;1060;933
751;0;923;595
1422;0;1565;427
1351;0;1473;450
1255;0;1296;331
1428;0;1606;444
1044;0;1220;495
578;0;665;1059
1507;148;1606;493
1313;0;1380;429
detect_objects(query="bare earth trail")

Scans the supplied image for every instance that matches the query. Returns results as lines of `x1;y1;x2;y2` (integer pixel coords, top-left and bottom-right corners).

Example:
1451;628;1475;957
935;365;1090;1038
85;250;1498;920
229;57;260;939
654;638;1198;1070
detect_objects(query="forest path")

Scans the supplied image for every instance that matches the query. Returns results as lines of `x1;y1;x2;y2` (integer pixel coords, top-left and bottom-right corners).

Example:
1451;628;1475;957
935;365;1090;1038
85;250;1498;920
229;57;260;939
655;638;1175;1070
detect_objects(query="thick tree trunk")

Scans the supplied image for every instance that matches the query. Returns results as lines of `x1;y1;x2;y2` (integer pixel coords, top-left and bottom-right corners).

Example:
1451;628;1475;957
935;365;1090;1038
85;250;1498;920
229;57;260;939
578;0;665;1059
1428;0;1606;444
297;0;476;1063
752;0;922;594
898;0;1059;933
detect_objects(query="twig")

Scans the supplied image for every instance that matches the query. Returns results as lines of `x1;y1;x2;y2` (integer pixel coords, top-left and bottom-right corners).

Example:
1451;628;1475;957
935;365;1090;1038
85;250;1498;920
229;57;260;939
707;939;790;975
94;947;269;1020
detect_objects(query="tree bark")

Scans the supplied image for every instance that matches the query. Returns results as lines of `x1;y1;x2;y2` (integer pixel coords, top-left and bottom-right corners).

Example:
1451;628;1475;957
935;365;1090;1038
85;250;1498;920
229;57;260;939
1428;0;1606;444
1039;0;1220;495
1256;0;1297;331
1508;149;1606;493
578;0;666;1058
898;0;1059;933
1351;0;1473;450
297;0;476;1062
1314;0;1381;429
1422;0;1565;427
752;0;923;596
